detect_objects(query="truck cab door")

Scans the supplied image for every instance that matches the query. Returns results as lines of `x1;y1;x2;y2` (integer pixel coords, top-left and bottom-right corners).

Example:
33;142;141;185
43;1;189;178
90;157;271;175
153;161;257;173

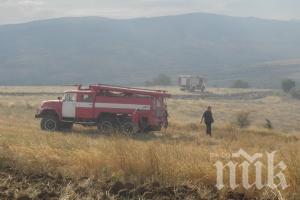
76;93;94;119
62;93;77;119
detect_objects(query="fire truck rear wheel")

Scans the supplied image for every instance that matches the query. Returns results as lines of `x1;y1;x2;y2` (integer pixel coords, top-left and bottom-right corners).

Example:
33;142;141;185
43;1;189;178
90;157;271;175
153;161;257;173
98;120;115;134
41;116;59;131
122;122;138;136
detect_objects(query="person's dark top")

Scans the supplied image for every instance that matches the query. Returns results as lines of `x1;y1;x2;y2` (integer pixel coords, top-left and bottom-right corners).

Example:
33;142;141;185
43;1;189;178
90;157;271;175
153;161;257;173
203;111;214;124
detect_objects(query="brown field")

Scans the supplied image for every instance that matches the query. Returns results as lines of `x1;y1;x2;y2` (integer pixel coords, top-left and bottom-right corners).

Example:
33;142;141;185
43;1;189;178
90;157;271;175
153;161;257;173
0;86;299;199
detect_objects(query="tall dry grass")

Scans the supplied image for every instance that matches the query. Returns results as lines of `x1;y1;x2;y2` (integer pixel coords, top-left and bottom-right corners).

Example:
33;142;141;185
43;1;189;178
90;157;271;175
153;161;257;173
0;89;299;199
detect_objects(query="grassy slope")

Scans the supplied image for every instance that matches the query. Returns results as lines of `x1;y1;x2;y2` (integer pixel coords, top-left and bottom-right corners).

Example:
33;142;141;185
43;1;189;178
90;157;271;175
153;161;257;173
0;87;299;199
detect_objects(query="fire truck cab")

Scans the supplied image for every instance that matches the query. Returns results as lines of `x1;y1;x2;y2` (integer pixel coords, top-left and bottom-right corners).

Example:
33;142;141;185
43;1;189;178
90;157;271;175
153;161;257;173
35;84;170;135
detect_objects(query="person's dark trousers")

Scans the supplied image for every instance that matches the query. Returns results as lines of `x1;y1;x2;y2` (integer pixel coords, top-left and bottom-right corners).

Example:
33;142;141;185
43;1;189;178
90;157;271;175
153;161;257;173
205;123;212;136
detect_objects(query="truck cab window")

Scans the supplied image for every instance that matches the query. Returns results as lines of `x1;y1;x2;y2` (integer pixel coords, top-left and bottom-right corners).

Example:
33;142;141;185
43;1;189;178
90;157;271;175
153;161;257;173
63;93;76;102
82;94;93;102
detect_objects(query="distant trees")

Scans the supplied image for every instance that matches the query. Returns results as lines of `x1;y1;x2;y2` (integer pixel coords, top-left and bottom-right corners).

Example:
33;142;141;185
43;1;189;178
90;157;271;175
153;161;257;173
145;74;172;86
291;87;300;100
280;79;300;100
231;80;250;89
281;79;296;92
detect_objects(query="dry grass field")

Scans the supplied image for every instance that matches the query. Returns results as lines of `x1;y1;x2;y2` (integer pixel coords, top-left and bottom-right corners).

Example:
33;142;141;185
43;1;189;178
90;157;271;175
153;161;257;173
0;86;299;199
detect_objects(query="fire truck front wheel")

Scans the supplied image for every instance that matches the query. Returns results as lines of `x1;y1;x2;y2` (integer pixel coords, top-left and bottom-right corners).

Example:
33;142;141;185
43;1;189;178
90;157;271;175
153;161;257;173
41;116;59;131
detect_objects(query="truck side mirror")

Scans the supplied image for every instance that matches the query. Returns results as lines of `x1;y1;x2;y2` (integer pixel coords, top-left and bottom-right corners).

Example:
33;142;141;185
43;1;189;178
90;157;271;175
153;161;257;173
57;97;62;101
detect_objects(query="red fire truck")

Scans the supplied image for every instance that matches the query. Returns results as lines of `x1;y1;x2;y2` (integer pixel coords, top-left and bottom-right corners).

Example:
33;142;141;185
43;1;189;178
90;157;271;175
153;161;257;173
35;84;170;134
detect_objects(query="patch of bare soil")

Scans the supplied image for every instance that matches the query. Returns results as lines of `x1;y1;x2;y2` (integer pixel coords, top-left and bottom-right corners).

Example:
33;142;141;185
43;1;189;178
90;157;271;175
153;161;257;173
0;166;256;200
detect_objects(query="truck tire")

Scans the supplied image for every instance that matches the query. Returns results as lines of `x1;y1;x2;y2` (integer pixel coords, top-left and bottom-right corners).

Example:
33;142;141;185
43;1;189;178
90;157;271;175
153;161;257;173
41;116;59;131
98;119;115;134
122;122;138;136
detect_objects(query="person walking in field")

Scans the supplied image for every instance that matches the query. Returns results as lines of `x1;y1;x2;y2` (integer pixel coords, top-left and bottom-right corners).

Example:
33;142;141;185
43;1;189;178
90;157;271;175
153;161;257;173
201;106;214;136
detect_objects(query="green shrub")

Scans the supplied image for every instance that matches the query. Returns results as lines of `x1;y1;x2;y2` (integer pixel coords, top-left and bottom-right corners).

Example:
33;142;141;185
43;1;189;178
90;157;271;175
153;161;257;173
231;80;250;89
281;79;296;93
264;119;273;129
235;111;251;128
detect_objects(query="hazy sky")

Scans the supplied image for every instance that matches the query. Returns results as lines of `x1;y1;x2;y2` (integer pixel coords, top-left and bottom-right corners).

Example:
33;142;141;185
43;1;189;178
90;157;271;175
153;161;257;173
0;0;299;24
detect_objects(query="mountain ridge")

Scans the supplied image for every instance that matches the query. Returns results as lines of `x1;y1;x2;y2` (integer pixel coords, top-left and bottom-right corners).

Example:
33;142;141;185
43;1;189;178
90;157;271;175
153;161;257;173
0;12;300;87
1;12;298;27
